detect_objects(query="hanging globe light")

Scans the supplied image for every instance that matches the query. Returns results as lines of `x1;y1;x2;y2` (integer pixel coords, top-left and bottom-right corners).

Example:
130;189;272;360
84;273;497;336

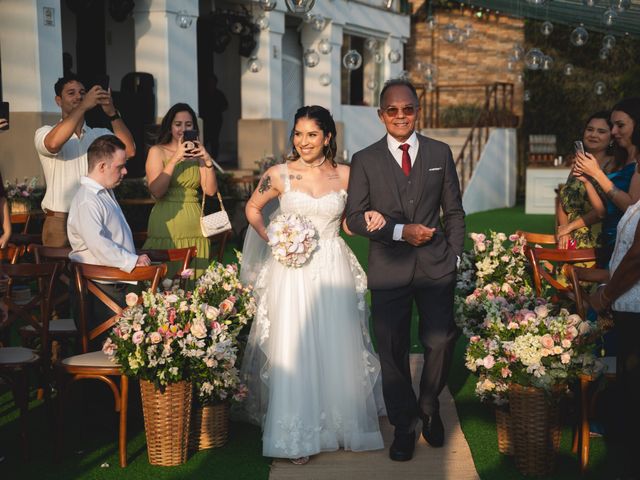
398;70;410;80
388;49;402;64
524;90;531;102
175;11;193;29
507;59;517;72
524;48;544;70
541;21;554;36
582;0;597;6
366;76;379;91
594;81;606;95
365;38;379;52
442;24;459;43
541;55;554;71
599;47;610;60
343;50;363;70
311;15;326;31
611;0;631;13
526;0;547;5
570;26;589;46
374;51;384;64
248;56;262;73
303;49;320;68
563;63;575;76
383;0;394;9
602;9;617;27
516;73;524;84
319;74;331;86
255;15;270;31
259;0;277;11
603;34;616;50
426;15;437;31
318;38;332;55
422;63;437;82
512;43;525;61
462;24;473;40
284;0;315;14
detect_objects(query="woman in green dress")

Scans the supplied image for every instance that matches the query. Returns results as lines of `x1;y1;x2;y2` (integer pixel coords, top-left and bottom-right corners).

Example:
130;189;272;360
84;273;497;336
557;112;614;249
144;103;218;277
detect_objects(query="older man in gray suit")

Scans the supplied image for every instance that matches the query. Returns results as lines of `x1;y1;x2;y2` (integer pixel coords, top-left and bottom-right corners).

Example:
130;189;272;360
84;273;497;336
346;79;465;462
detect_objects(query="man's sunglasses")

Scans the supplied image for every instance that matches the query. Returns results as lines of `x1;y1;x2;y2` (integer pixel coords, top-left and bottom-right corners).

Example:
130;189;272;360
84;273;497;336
381;105;418;117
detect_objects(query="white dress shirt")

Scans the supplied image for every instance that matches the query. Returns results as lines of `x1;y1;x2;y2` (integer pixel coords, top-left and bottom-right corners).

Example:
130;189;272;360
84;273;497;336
386;131;419;241
67;176;138;273
35;123;112;213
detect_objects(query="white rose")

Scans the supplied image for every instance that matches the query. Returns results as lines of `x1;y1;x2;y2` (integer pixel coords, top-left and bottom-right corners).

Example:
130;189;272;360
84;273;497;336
191;320;207;339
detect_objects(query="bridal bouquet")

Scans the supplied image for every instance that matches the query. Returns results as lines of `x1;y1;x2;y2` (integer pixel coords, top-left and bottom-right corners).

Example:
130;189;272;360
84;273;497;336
464;299;599;404
266;213;318;268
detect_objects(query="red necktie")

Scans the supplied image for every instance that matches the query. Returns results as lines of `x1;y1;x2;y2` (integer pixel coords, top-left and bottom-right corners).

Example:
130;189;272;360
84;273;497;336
399;144;411;176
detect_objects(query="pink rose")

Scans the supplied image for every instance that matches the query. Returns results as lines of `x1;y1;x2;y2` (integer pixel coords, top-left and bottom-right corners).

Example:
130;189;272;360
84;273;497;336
561;353;571;364
509;234;520;242
482;355;495;369
470;335;481;343
501;367;512;378
180;268;194;279
132;330;144;345
125;292;139;307
149;331;162;344
102;338;117;356
540;334;554;349
561;339;571;349
219;298;235;315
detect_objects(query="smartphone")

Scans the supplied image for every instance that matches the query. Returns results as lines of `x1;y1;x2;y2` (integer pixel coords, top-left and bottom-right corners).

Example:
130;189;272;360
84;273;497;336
95;74;110;91
0;102;8;131
183;130;198;142
574;140;585;155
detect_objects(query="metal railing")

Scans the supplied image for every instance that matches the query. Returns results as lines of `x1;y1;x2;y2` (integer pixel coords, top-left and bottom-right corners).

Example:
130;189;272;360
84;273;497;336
416;82;516;192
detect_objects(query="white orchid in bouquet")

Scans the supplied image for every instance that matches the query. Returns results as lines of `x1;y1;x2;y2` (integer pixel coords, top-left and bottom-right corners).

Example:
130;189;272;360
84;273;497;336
464;299;599;405
266;213;318;268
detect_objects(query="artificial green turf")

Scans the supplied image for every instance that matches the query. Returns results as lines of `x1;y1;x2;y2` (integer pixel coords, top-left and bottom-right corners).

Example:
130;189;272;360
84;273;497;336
0;205;615;479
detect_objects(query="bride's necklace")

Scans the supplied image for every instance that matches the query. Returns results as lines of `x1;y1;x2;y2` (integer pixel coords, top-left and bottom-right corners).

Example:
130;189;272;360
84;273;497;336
301;157;326;168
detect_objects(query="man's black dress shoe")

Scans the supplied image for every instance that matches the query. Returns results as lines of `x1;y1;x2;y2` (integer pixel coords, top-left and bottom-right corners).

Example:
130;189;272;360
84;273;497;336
389;432;415;461
422;412;444;447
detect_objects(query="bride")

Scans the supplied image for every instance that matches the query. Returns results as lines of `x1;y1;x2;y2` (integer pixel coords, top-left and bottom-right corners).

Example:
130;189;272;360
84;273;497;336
240;105;386;464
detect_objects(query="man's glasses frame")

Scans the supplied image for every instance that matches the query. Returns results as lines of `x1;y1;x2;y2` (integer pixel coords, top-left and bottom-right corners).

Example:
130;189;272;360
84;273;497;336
380;104;418;118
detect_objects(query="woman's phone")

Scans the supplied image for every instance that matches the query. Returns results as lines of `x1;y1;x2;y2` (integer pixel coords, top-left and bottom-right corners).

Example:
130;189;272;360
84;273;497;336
0;102;9;131
574;140;585;155
182;130;198;155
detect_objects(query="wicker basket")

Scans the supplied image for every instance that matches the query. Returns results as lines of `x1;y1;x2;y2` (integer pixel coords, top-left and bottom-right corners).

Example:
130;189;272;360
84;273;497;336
9;199;29;214
140;380;192;466
190;402;230;451
509;384;562;476
495;407;514;455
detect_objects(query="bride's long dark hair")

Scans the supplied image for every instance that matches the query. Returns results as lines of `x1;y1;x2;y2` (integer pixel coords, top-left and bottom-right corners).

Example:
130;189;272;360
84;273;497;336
289;105;338;167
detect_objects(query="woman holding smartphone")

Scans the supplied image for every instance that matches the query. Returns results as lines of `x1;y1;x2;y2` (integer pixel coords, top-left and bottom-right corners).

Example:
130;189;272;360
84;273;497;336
556;112;614;251
144;103;218;276
573;98;640;266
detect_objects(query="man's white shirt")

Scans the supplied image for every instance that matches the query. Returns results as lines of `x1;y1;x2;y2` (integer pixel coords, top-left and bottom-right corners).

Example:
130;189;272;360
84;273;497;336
387;131;419;242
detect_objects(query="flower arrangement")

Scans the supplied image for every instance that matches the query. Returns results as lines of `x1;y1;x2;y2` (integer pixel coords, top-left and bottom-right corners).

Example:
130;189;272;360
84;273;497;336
455;232;533;334
192;260;256;403
4;176;38;201
464;298;599;404
103;289;196;389
266;213;318;268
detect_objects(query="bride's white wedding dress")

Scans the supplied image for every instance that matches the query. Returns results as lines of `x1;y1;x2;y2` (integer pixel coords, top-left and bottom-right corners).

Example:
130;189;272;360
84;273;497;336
240;165;385;459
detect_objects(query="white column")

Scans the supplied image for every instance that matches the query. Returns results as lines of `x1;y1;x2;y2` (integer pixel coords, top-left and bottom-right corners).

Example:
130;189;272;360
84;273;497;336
0;0;62;112
384;35;404;81
300;21;343;119
133;0;198;117
240;9;284;119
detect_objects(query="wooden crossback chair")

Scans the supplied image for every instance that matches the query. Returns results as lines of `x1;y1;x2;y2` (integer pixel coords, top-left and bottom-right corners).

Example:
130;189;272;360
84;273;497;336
209;230;232;263
56;263;166;467
26;245;77;359
0;243;25;265
563;264;616;473
0;262;58;458
136;246;197;280
516;229;557;247
523;245;597;298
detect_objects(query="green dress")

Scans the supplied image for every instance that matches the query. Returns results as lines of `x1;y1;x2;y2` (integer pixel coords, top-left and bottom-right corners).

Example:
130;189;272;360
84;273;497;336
143;159;209;278
558;175;601;249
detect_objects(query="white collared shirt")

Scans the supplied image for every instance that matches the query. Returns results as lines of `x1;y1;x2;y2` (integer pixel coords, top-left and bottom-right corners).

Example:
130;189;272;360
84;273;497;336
387;131;419;241
34;122;112;213
67;176;138;273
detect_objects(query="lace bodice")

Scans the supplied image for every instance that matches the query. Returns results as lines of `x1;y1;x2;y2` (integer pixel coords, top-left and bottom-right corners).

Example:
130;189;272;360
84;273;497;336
279;164;346;240
280;190;346;240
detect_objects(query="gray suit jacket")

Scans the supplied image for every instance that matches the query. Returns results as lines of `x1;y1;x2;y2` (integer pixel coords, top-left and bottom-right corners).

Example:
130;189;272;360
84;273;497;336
346;133;465;290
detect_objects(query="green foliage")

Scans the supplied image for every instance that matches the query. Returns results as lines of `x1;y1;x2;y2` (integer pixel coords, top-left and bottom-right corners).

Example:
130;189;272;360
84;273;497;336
523;20;640;155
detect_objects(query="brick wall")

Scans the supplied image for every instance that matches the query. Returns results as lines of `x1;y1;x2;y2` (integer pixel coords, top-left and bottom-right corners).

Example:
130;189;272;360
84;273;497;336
406;3;525;120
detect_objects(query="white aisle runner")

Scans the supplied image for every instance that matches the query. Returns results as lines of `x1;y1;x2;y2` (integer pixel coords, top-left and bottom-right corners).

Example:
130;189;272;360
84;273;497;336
268;354;480;480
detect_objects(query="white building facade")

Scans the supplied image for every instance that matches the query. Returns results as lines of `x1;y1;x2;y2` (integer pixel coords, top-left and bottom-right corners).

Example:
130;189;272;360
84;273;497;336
0;0;410;180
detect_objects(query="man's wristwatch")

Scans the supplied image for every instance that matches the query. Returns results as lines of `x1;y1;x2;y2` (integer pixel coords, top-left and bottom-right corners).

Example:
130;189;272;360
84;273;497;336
107;110;121;122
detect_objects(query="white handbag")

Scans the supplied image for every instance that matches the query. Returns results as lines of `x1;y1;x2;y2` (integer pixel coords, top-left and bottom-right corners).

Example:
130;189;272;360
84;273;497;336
200;191;232;237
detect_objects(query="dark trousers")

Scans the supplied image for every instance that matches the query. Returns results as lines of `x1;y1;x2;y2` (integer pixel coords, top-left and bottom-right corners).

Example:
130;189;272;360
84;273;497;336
612;311;640;476
371;269;458;435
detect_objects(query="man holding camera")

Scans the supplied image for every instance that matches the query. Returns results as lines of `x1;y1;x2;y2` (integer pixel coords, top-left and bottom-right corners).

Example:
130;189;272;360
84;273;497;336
34;74;135;247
